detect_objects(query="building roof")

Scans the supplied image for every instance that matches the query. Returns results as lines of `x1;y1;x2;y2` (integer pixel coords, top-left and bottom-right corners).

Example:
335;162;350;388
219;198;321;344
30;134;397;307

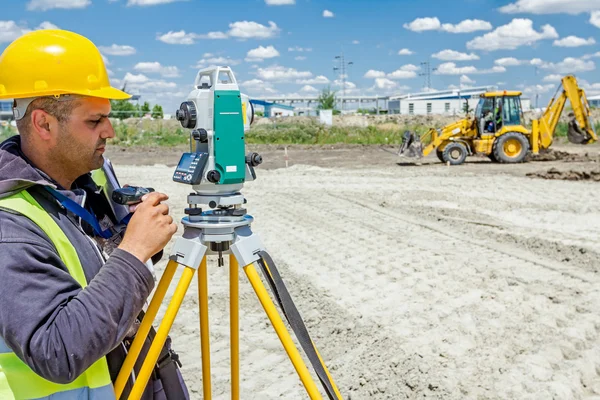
250;99;295;110
389;86;497;101
588;94;600;101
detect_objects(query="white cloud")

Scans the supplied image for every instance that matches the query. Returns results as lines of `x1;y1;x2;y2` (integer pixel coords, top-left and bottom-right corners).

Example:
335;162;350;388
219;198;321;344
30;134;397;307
101;53;111;66
387;69;418;79
460;75;475;84
265;0;295;4
374;78;397;90
352;40;360;45
134;61;179;77
36;21;60;30
441;19;493;33
543;74;562;82
499;0;600;14
295;56;306;61
157;30;198;45
521;84;556;94
364;70;386;79
404;17;492;33
583;52;600;60
158;21;278;44
123;72;150;84
99;44;136;56
27;0;90;11
323;10;334;18
245;45;280;62
553;36;596;47
228;21;280;39
530;58;544;66
296;75;330;84
193;54;241;69
494;57;528;66
398;48;414;55
403;17;441;32
591;11;600;28
196;31;228;39
0;20;62;43
434;62;506;75
432;49;479;61
256;65;312;81
127;0;185;4
288;46;312;52
299;85;318;93
540;57;596;73
0;21;30;43
467;18;558;51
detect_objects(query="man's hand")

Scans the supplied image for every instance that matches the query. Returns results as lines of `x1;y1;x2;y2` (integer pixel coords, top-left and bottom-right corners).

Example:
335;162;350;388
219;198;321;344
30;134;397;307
118;192;177;263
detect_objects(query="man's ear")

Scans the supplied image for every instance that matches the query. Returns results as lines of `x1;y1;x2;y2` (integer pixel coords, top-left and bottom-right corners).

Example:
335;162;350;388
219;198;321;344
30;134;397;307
30;109;56;141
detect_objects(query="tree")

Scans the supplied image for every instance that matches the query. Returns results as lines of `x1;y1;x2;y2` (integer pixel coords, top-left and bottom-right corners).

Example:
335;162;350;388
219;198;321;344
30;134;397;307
152;104;164;119
462;101;472;115
317;86;336;111
141;101;151;114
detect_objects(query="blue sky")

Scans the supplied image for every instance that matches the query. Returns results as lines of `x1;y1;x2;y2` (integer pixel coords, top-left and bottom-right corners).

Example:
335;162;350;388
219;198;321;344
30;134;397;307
1;0;600;113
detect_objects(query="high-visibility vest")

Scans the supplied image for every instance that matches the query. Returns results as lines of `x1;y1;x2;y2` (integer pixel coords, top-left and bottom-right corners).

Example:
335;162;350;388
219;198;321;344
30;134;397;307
0;189;115;400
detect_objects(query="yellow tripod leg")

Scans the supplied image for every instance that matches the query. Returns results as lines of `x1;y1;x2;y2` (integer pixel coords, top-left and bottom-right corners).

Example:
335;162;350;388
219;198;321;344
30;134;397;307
244;264;322;400
230;255;239;400
198;257;212;400
128;266;197;400
114;260;178;399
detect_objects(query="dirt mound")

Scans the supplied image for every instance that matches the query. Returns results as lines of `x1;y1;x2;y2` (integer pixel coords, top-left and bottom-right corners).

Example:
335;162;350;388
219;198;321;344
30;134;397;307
527;149;600;162
526;167;600;181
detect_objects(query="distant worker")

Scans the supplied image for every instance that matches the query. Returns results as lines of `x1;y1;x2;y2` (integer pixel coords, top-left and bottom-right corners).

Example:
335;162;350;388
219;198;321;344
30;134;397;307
0;30;189;398
567;111;594;144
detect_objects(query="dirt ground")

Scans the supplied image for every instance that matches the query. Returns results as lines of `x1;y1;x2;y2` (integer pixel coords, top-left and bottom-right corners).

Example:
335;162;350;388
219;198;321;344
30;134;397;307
109;142;600;400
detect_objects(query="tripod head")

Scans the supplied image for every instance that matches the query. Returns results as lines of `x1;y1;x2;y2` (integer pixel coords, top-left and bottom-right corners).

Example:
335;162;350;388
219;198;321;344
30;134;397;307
173;66;261;210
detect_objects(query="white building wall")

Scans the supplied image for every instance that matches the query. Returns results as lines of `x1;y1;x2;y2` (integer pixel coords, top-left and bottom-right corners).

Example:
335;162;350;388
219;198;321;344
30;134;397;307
269;105;295;117
399;98;480;115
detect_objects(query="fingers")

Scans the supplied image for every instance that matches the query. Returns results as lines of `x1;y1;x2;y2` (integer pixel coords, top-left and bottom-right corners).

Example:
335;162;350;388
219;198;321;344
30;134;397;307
141;192;169;206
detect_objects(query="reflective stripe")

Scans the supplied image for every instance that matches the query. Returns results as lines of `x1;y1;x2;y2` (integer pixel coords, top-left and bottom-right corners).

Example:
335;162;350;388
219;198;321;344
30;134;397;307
0;336;11;355
32;383;115;399
0;190;114;399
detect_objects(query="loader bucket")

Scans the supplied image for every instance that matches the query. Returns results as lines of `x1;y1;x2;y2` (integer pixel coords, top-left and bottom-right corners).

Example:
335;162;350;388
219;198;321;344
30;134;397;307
567;117;595;145
397;131;424;159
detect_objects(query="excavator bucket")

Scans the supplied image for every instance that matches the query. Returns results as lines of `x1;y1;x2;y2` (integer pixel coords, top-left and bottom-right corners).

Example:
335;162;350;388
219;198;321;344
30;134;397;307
567;115;596;145
397;131;424;159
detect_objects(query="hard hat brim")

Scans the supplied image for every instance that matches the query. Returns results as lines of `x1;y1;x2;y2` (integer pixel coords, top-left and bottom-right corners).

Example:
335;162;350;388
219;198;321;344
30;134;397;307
0;85;132;101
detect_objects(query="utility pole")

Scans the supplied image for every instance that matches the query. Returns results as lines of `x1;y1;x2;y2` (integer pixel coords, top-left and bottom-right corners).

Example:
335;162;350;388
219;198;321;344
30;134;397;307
419;61;437;91
534;65;540;110
333;51;353;111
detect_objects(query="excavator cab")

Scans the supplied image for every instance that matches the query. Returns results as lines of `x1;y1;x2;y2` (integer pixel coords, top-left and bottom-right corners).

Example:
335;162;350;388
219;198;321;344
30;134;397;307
474;92;524;137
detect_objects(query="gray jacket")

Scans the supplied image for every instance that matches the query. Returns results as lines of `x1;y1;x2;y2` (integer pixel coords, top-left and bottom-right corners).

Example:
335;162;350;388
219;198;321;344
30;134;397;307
0;136;182;398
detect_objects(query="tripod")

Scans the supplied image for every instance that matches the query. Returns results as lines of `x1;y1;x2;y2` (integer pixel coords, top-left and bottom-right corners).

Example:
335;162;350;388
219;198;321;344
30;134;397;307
112;194;343;400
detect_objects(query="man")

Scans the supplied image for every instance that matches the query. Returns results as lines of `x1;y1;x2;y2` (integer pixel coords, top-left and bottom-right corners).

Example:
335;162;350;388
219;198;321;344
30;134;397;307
0;29;188;398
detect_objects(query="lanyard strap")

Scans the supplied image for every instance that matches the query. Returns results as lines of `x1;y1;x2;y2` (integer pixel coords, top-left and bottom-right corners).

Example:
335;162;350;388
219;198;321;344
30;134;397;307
44;186;114;239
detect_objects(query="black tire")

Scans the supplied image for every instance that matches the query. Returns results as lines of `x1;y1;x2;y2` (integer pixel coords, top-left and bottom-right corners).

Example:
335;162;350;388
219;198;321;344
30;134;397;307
488;152;497;162
492;132;530;163
442;142;468;165
436;150;445;162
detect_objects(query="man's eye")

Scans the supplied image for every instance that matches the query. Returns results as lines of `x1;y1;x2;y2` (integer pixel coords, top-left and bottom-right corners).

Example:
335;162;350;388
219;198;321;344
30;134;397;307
89;119;101;126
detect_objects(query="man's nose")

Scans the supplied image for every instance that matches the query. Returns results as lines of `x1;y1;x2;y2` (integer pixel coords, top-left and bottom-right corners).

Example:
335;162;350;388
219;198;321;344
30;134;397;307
101;120;116;139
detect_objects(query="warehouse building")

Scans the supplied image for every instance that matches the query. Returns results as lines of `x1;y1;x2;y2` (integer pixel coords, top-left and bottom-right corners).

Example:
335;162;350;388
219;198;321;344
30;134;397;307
388;87;531;115
588;95;600;108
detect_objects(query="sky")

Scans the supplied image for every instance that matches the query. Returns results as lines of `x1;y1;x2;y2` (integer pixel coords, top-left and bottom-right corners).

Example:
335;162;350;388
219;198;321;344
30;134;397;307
1;0;600;114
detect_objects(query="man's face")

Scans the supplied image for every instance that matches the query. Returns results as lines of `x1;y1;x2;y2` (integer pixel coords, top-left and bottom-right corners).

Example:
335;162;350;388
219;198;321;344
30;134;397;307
50;97;114;175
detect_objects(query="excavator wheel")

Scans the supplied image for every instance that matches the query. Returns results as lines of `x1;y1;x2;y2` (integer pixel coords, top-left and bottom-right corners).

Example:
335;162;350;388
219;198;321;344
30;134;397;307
436;150;445;162
442;142;468;165
492;132;530;163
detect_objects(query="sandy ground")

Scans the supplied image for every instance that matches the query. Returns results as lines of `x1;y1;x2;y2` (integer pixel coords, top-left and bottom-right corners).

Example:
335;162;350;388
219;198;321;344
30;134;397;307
110;143;600;400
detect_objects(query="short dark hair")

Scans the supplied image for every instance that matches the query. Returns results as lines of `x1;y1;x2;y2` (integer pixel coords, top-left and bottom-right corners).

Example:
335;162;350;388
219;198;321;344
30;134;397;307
16;97;81;136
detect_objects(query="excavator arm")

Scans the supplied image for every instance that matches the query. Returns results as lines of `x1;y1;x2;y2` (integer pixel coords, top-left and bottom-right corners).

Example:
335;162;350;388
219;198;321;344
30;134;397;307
532;75;597;153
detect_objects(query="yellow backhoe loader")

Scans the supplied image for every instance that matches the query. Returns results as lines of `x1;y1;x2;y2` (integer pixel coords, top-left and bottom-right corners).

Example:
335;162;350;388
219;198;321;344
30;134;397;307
397;75;597;165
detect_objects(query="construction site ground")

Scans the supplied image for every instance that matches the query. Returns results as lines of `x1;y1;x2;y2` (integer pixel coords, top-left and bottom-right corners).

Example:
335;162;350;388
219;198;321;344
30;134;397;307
108;142;600;399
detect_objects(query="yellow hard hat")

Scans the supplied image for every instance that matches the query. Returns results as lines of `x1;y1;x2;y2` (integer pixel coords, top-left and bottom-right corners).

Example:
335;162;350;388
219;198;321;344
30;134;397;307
0;29;130;100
